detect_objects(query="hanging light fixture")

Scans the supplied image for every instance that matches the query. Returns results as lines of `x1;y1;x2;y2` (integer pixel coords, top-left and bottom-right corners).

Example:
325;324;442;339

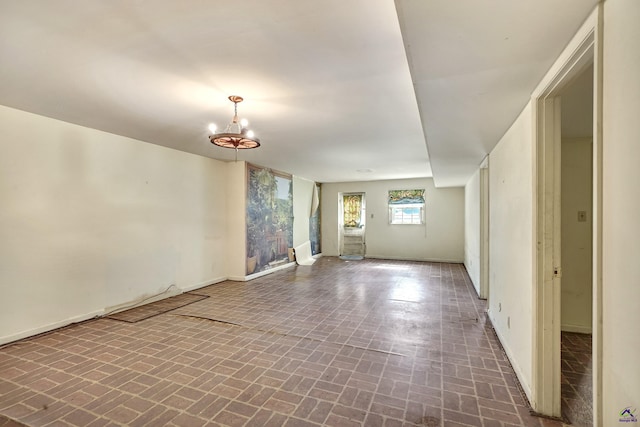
208;96;260;159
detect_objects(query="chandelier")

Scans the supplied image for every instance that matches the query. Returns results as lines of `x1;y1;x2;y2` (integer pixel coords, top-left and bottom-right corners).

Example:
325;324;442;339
208;96;260;158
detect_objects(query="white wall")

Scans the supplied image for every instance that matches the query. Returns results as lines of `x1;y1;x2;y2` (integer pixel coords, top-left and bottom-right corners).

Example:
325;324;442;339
560;138;592;333
487;102;534;399
464;169;481;294
602;0;640;420
225;161;247;280
292;176;316;248
321;178;464;262
0;105;229;344
486;3;640;417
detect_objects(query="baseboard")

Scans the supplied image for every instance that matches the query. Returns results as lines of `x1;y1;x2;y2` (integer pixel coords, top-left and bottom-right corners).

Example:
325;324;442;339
364;255;464;263
0;276;231;347
0;309;104;347
487;310;533;404
462;262;482;297
181;276;228;292
230;261;297;282
561;324;592;334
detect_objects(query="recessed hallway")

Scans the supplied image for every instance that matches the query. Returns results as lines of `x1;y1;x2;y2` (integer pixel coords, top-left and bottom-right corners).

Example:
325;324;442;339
0;258;569;426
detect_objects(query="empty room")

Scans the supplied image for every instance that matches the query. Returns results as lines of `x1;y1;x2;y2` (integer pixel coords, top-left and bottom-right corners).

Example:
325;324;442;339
1;1;639;426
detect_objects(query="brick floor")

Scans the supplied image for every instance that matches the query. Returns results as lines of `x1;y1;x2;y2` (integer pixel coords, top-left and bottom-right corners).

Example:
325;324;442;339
561;332;592;427
0;258;571;426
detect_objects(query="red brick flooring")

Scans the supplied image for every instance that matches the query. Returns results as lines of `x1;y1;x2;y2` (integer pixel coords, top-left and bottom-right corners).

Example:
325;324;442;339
0;258;571;426
561;332;592;426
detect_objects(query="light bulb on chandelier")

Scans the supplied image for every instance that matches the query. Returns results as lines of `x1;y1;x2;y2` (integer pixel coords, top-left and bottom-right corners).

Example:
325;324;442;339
208;95;260;161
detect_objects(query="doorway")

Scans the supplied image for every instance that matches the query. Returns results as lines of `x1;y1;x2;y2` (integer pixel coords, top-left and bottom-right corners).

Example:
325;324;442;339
532;8;602;425
559;64;594;426
479;163;490;300
338;192;366;257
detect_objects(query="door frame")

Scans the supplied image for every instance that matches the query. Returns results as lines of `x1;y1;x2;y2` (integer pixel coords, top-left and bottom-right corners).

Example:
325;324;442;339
479;161;490;300
338;192;366;255
530;6;602;423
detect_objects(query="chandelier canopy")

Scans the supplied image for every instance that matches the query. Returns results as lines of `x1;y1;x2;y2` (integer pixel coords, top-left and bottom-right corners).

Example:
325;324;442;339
208;96;260;152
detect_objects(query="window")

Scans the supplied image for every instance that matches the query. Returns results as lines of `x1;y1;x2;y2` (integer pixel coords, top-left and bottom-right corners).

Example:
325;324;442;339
343;194;363;227
388;189;425;225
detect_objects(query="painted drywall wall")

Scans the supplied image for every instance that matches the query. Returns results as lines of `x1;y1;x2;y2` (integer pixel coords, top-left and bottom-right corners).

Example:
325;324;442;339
487;102;534;399
225;161;247;280
292;176;316;248
560;138;592;333
0;105;228;344
602;0;640;421
321;178;464;262
464;169;481;294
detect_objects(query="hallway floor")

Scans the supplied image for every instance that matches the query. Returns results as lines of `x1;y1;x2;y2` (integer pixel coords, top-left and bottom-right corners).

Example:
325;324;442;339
561;332;592;426
0;258;570;426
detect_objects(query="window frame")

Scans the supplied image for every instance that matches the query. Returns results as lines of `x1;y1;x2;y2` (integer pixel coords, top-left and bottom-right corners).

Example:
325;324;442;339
387;189;425;225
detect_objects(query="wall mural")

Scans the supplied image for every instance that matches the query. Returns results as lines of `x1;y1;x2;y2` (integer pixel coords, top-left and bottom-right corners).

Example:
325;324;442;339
246;164;293;275
309;184;321;255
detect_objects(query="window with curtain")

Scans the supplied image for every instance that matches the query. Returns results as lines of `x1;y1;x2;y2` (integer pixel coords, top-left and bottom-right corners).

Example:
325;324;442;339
343;194;362;227
388;189;425;225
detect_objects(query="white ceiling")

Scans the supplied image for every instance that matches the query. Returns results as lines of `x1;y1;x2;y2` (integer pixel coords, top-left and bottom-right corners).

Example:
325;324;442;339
396;0;598;186
0;0;597;186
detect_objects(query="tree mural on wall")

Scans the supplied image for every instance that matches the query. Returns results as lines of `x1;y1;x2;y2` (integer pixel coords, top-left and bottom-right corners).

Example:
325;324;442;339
246;164;293;275
309;184;321;255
